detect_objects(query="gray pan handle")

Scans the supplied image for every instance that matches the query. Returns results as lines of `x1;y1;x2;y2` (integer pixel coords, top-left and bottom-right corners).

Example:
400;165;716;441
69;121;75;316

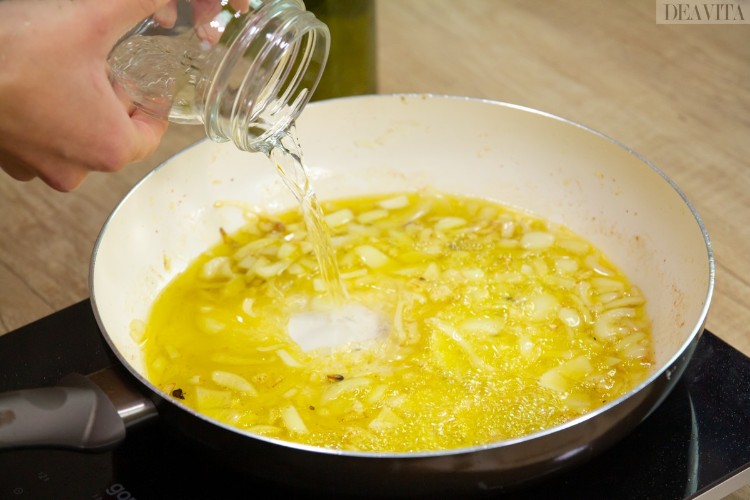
0;373;126;450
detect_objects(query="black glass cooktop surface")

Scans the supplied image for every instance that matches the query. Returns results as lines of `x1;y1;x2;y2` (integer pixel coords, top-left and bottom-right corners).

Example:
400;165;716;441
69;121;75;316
1;300;749;499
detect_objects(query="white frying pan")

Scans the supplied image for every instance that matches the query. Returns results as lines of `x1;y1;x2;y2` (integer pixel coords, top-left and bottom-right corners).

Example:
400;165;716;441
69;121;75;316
6;95;716;495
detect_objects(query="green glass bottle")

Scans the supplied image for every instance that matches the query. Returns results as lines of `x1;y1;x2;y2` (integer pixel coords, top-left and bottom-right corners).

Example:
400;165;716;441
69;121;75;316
306;0;377;100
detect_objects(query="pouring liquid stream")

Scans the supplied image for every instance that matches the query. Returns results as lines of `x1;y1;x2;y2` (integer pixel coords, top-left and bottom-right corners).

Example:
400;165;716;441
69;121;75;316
263;127;388;352
265;126;347;303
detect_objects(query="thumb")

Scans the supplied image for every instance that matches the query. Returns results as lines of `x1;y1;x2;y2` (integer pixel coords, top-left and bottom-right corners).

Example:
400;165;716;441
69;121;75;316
94;0;174;46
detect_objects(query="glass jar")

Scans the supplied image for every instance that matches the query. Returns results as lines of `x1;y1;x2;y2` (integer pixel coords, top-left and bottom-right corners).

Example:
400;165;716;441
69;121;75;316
108;0;330;153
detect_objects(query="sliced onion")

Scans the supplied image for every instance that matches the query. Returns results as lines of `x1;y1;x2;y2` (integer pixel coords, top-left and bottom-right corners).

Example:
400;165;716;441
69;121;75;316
357;209;389;224
555;257;579;274
539;368;570;392
559;355;593;378
430;318;494;372
459;317;504;335
276;349;303;367
325;208;354;228
241;297;256;317
277;242;298;259
461;268;485;281
199;256;234;281
529;294;559;321
211;371;257;395
281;405;308;434
321;377;371;403
594;308;636;340
499;220;515;239
253;260;289;279
558;307;581;327
368;407;404;432
556;238;590;255
604;295;646;309
434;216;467;231
590;277;626;293
423;262;440;280
129;319;146;344
585;254;615;276
197;316;225;335
195;386;233;409
248;425;283;436
354;245;390;268
520;231;555;250
378;195;409;210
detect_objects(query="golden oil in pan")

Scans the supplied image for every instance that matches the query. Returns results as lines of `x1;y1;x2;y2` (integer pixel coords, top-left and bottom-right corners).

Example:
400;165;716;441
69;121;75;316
141;190;654;452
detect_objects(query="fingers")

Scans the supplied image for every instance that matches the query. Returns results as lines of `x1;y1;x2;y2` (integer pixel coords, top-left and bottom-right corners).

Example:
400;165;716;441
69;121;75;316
191;0;223;26
153;0;179;29
128;109;170;162
0;0;174;192
0;107;168;192
37;166;89;192
193;0;247;45
230;0;250;14
195;22;223;45
1;162;36;183
111;79;139;116
1;155;88;192
94;0;174;46
120;0;174;28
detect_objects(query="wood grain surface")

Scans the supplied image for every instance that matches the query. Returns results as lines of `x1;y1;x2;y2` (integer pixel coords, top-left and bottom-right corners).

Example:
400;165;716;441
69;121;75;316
0;0;748;496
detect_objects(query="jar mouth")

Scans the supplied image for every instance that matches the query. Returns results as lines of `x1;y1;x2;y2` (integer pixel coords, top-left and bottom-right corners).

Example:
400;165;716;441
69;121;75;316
204;3;329;152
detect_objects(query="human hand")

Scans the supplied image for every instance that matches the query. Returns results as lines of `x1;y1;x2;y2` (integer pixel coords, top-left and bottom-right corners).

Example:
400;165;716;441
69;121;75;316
192;0;251;43
0;0;172;191
153;0;251;44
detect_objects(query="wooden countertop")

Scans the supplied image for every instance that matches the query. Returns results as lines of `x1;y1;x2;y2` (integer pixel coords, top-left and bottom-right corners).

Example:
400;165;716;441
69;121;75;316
0;1;748;496
1;2;748;355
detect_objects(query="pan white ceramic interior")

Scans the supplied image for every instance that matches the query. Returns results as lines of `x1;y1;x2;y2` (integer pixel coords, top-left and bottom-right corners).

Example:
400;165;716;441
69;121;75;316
91;94;713;425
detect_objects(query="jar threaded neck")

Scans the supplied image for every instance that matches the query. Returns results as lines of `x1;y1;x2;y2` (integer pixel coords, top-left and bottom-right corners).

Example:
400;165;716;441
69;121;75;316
204;1;329;152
